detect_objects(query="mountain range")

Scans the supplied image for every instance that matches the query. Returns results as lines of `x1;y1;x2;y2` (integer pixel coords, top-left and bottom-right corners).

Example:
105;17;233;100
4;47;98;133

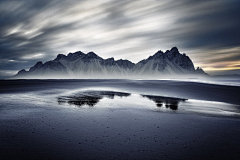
14;47;208;79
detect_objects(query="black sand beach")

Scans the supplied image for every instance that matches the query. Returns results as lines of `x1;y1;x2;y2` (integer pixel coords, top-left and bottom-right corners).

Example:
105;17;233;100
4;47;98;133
1;79;240;159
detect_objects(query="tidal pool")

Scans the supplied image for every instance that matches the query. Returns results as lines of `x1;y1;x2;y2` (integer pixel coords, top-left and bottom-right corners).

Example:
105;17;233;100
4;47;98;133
57;90;240;117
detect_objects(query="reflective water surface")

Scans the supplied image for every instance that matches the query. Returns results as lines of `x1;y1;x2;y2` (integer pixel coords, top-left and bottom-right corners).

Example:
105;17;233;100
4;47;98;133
58;91;131;107
57;90;187;111
56;89;240;117
0;87;239;117
141;95;187;110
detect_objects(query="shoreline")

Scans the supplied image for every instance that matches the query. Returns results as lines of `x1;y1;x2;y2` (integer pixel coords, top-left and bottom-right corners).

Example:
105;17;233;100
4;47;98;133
1;79;240;105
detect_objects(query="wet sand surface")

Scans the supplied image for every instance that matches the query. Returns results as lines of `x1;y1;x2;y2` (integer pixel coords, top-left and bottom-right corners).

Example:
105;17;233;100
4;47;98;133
1;79;240;159
1;79;240;105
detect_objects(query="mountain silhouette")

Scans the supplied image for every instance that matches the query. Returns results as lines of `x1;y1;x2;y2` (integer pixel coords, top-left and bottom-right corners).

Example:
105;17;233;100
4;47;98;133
14;47;208;79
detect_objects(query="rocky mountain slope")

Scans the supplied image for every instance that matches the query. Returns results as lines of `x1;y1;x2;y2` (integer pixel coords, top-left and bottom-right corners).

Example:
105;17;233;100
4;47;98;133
14;47;208;79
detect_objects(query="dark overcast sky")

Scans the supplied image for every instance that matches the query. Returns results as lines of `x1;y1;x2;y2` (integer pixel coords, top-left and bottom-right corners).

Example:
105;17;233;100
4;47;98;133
0;0;240;78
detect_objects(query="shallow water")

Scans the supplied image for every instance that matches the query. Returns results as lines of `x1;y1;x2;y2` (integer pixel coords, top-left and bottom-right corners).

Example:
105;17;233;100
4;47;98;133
1;87;239;118
55;89;240;117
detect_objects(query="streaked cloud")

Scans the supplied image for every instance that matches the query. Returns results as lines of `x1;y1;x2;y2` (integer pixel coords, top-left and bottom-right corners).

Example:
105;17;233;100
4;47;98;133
0;0;240;77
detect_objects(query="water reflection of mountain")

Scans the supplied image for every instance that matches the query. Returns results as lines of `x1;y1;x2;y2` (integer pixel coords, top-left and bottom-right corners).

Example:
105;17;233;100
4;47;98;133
58;91;131;107
141;95;187;110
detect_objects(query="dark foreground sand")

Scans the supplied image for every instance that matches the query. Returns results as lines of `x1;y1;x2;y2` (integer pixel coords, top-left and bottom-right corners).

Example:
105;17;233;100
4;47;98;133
1;79;240;159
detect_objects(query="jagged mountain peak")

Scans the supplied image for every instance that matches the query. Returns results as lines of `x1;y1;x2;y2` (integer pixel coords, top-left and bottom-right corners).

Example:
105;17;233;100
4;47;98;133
29;61;43;72
67;51;84;56
170;46;179;52
83;52;102;59
165;47;181;60
14;47;208;79
66;51;84;61
87;51;97;56
35;61;43;66
143;47;181;61
116;59;135;69
79;52;103;62
196;67;209;75
106;57;114;61
17;69;27;74
116;59;132;62
196;67;205;72
151;50;164;59
55;54;66;61
54;51;85;61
